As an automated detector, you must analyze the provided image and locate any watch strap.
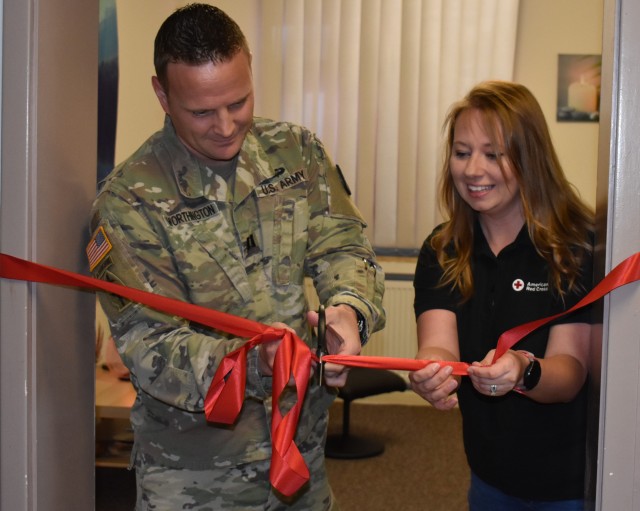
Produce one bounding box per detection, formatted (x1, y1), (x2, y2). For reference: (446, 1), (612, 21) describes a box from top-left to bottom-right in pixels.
(515, 351), (541, 392)
(353, 308), (368, 346)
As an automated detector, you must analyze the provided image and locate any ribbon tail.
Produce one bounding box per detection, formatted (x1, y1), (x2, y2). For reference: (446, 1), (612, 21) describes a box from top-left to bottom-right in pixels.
(270, 445), (310, 497)
(493, 251), (640, 362)
(204, 346), (248, 424)
(269, 332), (313, 496)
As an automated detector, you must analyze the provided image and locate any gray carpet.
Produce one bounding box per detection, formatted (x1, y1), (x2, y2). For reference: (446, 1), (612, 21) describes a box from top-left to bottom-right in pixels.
(326, 401), (469, 511)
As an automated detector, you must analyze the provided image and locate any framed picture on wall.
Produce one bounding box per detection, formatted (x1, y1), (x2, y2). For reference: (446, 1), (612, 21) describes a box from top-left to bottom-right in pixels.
(556, 54), (602, 123)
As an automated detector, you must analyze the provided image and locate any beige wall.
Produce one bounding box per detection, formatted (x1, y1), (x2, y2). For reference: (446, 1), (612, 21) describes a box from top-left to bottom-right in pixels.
(114, 0), (604, 209)
(514, 0), (604, 209)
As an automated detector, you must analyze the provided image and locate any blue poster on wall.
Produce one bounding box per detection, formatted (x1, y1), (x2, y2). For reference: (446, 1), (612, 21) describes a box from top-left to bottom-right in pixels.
(98, 0), (119, 186)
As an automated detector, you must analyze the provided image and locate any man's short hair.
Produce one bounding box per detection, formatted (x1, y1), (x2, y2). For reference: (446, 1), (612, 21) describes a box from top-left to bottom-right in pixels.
(154, 3), (250, 91)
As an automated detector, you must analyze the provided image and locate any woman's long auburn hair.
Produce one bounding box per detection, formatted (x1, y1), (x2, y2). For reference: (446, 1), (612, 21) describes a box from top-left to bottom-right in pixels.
(431, 80), (593, 301)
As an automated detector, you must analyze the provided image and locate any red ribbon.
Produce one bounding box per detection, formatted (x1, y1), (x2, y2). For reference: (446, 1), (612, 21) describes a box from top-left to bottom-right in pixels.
(491, 251), (640, 363)
(323, 353), (470, 375)
(0, 252), (312, 497)
(2, 251), (640, 496)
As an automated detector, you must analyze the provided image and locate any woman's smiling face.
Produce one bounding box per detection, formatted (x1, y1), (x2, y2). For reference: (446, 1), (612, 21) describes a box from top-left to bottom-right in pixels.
(449, 108), (522, 222)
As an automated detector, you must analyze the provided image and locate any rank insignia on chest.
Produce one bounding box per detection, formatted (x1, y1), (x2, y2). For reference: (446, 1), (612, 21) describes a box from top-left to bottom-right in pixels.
(244, 233), (260, 258)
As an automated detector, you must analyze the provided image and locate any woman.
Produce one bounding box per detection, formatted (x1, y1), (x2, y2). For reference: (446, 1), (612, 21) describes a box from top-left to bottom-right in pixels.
(410, 81), (593, 510)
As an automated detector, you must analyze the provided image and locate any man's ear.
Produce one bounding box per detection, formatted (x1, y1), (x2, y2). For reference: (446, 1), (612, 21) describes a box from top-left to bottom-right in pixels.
(151, 76), (170, 114)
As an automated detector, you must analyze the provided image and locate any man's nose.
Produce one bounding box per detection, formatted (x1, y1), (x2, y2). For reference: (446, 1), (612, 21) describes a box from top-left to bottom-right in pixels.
(213, 110), (234, 137)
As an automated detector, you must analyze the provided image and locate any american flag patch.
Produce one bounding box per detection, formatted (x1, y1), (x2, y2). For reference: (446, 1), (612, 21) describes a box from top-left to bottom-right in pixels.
(86, 226), (112, 271)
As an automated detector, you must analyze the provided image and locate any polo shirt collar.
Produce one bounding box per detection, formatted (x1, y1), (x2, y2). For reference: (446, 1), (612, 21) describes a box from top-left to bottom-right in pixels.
(473, 216), (531, 258)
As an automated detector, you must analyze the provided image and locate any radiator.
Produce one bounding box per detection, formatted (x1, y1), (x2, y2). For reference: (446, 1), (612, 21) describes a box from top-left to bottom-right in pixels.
(363, 278), (417, 360)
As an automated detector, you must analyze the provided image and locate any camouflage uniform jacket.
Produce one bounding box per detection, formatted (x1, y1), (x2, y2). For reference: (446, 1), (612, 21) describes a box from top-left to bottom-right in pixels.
(89, 116), (385, 469)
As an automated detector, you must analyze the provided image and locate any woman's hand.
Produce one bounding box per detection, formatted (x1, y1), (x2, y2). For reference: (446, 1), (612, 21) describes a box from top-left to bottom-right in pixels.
(466, 349), (528, 397)
(409, 362), (459, 410)
(410, 309), (461, 409)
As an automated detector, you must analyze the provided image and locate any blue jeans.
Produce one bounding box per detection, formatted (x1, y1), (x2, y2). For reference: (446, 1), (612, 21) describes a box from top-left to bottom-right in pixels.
(468, 472), (585, 511)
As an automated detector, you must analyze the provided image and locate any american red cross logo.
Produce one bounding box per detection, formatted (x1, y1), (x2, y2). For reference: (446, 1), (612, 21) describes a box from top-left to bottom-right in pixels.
(512, 279), (525, 291)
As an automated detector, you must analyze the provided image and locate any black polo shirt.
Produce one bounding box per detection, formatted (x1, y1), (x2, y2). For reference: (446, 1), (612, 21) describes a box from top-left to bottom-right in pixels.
(414, 223), (593, 501)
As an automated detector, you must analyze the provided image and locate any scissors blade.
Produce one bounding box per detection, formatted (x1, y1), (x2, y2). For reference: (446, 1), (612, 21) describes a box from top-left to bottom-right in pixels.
(315, 304), (326, 384)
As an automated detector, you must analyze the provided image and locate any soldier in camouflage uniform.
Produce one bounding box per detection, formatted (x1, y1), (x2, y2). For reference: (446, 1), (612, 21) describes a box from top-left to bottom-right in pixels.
(88, 4), (385, 510)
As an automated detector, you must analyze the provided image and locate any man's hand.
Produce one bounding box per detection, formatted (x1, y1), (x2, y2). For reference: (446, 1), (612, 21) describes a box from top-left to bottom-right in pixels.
(307, 304), (361, 387)
(257, 322), (296, 378)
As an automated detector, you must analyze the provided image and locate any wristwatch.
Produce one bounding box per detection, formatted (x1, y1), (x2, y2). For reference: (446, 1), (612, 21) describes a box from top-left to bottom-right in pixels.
(352, 307), (369, 346)
(519, 351), (541, 391)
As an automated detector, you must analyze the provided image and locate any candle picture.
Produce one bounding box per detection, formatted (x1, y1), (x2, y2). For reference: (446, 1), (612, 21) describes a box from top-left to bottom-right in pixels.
(557, 54), (601, 122)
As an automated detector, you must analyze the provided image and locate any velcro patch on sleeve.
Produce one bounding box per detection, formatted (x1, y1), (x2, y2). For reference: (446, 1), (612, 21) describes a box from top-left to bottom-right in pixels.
(86, 226), (113, 271)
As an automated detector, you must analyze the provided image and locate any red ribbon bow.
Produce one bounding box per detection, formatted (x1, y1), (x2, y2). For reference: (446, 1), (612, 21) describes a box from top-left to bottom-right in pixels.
(203, 327), (313, 495)
(2, 251), (640, 496)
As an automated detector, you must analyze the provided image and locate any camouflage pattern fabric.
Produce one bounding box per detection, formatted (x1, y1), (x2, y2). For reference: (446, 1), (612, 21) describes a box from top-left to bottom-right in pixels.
(133, 421), (337, 510)
(89, 116), (384, 510)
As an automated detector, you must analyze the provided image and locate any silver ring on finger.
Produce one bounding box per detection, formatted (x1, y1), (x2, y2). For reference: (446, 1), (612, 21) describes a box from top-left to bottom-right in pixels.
(489, 384), (497, 396)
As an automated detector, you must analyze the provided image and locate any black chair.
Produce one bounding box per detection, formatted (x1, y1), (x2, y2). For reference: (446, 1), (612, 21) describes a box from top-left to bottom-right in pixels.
(325, 366), (407, 459)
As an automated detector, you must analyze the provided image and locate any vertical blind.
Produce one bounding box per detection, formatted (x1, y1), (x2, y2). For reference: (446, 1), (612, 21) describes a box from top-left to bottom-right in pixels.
(250, 0), (520, 249)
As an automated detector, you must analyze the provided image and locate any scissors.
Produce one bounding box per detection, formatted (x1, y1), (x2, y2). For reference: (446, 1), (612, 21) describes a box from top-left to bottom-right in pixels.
(315, 304), (326, 384)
